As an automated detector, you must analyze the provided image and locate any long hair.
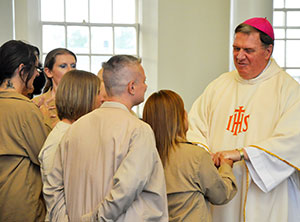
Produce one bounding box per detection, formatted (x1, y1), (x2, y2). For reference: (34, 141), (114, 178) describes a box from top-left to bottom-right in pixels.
(0, 40), (38, 88)
(55, 70), (100, 121)
(43, 48), (77, 93)
(143, 90), (187, 165)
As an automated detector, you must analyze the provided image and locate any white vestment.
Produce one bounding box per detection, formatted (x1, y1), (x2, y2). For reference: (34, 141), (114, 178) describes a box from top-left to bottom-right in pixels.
(187, 58), (300, 222)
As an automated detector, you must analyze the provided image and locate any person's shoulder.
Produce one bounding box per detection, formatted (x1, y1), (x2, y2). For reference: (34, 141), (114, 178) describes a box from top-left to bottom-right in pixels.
(5, 92), (41, 112)
(169, 142), (212, 169)
(208, 70), (235, 87)
(200, 71), (236, 96)
(191, 70), (235, 105)
(133, 117), (154, 133)
(32, 90), (50, 101)
(177, 142), (210, 158)
(280, 70), (300, 86)
(71, 108), (99, 128)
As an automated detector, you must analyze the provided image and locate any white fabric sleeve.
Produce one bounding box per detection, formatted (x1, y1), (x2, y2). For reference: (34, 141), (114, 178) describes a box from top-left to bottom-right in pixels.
(245, 147), (295, 193)
(43, 144), (69, 222)
(288, 171), (300, 221)
(81, 125), (160, 222)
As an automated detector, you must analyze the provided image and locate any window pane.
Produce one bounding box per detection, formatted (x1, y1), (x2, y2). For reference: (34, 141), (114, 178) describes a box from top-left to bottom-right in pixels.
(113, 0), (135, 24)
(90, 0), (112, 23)
(91, 56), (111, 74)
(274, 29), (285, 38)
(76, 55), (90, 71)
(67, 26), (89, 54)
(273, 40), (285, 67)
(286, 69), (300, 83)
(286, 40), (300, 67)
(287, 11), (300, 26)
(115, 27), (136, 54)
(41, 0), (64, 22)
(287, 29), (300, 38)
(286, 69), (300, 76)
(273, 11), (285, 27)
(66, 0), (88, 22)
(91, 27), (113, 54)
(286, 0), (300, 8)
(43, 25), (65, 53)
(274, 0), (284, 8)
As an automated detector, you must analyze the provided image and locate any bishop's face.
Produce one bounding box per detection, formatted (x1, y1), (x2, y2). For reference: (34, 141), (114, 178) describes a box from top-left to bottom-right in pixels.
(233, 32), (272, 80)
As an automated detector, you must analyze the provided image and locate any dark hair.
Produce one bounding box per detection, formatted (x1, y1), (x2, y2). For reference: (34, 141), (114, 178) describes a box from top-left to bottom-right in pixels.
(235, 23), (274, 48)
(55, 70), (100, 121)
(102, 55), (141, 96)
(143, 90), (187, 166)
(43, 48), (77, 93)
(0, 40), (38, 88)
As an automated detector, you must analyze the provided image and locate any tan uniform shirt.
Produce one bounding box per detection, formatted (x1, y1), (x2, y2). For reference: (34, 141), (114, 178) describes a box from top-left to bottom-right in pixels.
(32, 89), (58, 129)
(0, 91), (51, 221)
(165, 142), (237, 222)
(45, 101), (168, 222)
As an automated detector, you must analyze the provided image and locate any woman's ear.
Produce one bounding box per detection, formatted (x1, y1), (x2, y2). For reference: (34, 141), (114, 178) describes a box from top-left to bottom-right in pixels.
(17, 63), (27, 81)
(44, 67), (53, 78)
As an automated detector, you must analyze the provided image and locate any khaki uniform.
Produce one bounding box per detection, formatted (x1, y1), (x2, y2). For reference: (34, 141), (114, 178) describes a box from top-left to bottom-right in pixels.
(165, 142), (237, 222)
(32, 89), (58, 128)
(0, 91), (50, 221)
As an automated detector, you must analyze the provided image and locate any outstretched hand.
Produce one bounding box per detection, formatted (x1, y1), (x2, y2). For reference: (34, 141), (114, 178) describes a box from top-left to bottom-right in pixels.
(212, 150), (241, 168)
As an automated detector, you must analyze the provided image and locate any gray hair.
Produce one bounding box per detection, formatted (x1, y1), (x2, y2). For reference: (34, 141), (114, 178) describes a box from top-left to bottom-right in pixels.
(102, 55), (141, 96)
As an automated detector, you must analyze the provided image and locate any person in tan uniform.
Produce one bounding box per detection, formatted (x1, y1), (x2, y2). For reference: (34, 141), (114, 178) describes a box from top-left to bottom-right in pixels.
(45, 55), (168, 221)
(0, 40), (51, 221)
(39, 69), (103, 221)
(32, 48), (77, 128)
(143, 89), (237, 222)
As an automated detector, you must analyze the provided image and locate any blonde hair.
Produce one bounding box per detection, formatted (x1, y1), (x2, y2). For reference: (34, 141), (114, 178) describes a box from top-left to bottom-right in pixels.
(55, 70), (100, 121)
(143, 90), (186, 166)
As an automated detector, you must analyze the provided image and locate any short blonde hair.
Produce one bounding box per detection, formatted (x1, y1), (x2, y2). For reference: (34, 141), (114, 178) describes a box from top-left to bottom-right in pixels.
(143, 90), (186, 166)
(56, 70), (100, 121)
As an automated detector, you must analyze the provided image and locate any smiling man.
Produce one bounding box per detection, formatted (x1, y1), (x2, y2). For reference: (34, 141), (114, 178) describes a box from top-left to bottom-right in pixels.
(188, 18), (300, 222)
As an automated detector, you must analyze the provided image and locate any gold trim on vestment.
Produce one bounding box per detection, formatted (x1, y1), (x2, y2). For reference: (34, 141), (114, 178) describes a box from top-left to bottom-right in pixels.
(249, 145), (300, 171)
(243, 161), (249, 222)
(195, 142), (210, 152)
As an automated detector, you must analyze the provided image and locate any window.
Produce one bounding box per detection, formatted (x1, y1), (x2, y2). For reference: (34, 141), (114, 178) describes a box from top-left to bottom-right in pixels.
(40, 0), (139, 74)
(273, 0), (300, 82)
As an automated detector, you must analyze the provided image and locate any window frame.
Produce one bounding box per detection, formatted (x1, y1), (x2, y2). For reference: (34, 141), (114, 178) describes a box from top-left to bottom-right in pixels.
(273, 2), (300, 82)
(40, 0), (140, 72)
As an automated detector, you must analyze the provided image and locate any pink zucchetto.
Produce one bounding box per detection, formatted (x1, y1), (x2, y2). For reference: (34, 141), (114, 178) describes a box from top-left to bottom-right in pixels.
(243, 17), (274, 40)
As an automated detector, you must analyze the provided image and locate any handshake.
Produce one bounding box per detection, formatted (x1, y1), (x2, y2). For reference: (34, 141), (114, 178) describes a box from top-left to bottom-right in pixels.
(211, 148), (248, 168)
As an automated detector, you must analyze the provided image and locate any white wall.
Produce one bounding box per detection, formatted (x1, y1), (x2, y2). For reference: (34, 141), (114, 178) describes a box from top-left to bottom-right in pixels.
(0, 0), (14, 45)
(14, 0), (41, 47)
(155, 0), (231, 111)
(139, 0), (159, 103)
